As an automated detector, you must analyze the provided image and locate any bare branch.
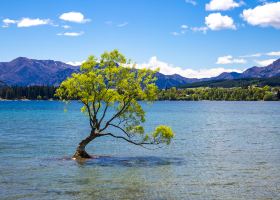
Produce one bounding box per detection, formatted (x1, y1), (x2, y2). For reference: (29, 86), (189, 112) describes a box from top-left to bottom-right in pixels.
(99, 133), (150, 145)
(100, 97), (131, 132)
(108, 123), (131, 138)
(98, 102), (109, 128)
(98, 132), (164, 150)
(81, 100), (94, 129)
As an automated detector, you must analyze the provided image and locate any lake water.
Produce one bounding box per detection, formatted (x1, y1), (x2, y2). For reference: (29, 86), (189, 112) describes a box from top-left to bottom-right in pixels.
(0, 101), (280, 200)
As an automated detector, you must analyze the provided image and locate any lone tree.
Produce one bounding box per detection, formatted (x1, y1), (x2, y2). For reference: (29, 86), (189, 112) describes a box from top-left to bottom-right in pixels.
(56, 50), (174, 159)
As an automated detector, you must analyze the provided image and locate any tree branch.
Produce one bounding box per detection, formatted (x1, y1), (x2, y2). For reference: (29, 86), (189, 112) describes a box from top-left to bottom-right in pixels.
(98, 101), (110, 128)
(108, 123), (131, 138)
(98, 133), (152, 146)
(100, 97), (131, 132)
(98, 132), (164, 150)
(81, 100), (94, 129)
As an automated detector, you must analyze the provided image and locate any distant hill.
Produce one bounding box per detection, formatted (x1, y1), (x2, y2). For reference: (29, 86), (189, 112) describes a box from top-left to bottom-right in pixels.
(182, 77), (280, 88)
(0, 57), (79, 86)
(155, 73), (198, 89)
(241, 59), (280, 78)
(0, 57), (279, 89)
(213, 72), (242, 80)
(213, 59), (280, 80)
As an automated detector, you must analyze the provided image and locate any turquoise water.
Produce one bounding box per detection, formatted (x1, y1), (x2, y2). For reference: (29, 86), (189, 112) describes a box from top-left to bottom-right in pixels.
(0, 101), (280, 200)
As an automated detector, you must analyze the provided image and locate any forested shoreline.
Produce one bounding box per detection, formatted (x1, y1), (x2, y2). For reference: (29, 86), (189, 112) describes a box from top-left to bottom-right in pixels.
(159, 86), (280, 101)
(0, 85), (279, 101)
(0, 86), (57, 100)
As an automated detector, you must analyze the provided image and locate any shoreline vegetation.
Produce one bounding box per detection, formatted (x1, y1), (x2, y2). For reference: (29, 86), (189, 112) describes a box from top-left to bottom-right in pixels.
(0, 85), (279, 101)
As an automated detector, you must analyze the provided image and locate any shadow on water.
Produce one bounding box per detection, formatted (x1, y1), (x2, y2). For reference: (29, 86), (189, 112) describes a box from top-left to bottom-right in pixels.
(57, 156), (185, 168)
(86, 156), (185, 167)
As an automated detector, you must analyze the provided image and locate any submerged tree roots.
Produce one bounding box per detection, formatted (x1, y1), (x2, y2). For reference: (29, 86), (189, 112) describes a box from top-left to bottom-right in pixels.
(72, 150), (92, 160)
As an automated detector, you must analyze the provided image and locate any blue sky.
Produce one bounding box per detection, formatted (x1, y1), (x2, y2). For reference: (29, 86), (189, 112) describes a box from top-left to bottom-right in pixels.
(0, 0), (280, 78)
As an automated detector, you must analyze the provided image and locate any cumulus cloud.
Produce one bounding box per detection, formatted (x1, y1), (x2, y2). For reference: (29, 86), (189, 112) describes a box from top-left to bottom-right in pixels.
(205, 13), (236, 30)
(216, 55), (247, 64)
(2, 18), (17, 27)
(255, 59), (276, 66)
(134, 56), (243, 78)
(2, 18), (51, 27)
(185, 0), (197, 6)
(241, 2), (280, 29)
(17, 18), (51, 27)
(187, 13), (236, 33)
(59, 12), (90, 23)
(57, 31), (84, 36)
(181, 24), (188, 29)
(266, 51), (280, 56)
(206, 0), (243, 11)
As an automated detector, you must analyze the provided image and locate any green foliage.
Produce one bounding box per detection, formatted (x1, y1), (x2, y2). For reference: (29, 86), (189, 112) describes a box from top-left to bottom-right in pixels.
(158, 86), (280, 101)
(55, 50), (174, 147)
(1, 85), (279, 102)
(0, 85), (57, 100)
(263, 92), (274, 101)
(181, 77), (280, 88)
(152, 125), (174, 145)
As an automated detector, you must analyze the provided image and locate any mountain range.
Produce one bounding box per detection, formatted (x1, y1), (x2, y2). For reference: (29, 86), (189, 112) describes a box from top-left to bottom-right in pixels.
(212, 59), (280, 80)
(0, 57), (279, 89)
(0, 57), (78, 86)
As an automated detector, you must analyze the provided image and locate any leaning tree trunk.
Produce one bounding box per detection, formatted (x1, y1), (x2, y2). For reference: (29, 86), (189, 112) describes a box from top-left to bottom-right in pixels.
(72, 133), (96, 159)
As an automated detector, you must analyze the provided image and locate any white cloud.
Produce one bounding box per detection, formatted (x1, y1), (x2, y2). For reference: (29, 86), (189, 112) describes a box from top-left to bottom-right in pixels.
(2, 18), (51, 28)
(191, 26), (208, 34)
(66, 60), (85, 66)
(216, 55), (247, 64)
(59, 12), (90, 23)
(117, 22), (128, 27)
(171, 31), (180, 36)
(255, 59), (276, 66)
(240, 53), (262, 58)
(267, 51), (280, 56)
(171, 25), (188, 36)
(57, 31), (84, 36)
(135, 56), (243, 78)
(3, 18), (16, 24)
(189, 13), (236, 33)
(2, 18), (17, 27)
(17, 18), (51, 27)
(62, 25), (71, 29)
(185, 0), (197, 6)
(205, 13), (236, 30)
(241, 2), (280, 29)
(206, 0), (243, 11)
(240, 51), (280, 58)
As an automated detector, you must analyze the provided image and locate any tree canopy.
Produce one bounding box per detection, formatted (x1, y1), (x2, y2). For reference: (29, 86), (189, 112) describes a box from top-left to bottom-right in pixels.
(55, 50), (174, 159)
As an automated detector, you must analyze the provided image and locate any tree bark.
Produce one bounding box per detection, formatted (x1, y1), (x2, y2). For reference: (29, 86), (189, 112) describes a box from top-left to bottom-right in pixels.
(72, 133), (97, 159)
